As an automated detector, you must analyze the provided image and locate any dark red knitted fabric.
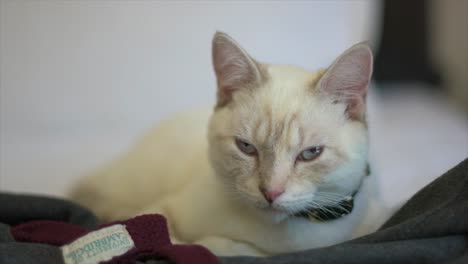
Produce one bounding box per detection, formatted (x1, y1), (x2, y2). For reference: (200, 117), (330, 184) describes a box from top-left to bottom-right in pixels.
(11, 220), (88, 246)
(11, 214), (218, 264)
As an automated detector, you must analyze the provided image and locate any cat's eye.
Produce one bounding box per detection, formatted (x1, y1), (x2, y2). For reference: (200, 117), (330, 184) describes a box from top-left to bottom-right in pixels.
(235, 138), (257, 156)
(296, 146), (324, 162)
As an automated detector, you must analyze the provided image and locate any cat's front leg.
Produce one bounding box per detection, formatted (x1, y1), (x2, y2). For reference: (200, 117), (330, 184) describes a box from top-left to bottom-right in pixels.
(193, 236), (266, 257)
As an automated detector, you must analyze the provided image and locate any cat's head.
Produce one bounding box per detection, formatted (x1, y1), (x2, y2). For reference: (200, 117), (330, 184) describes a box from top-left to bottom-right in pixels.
(208, 32), (372, 221)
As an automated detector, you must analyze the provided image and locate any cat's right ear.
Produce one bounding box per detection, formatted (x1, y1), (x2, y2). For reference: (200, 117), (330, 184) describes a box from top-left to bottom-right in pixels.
(317, 43), (373, 121)
(212, 32), (263, 107)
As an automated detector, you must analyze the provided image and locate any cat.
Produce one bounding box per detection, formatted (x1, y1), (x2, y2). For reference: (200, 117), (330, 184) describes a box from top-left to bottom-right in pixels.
(70, 31), (388, 256)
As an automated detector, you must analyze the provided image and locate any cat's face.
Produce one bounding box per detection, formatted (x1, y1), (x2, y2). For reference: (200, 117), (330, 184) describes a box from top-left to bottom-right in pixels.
(208, 32), (372, 221)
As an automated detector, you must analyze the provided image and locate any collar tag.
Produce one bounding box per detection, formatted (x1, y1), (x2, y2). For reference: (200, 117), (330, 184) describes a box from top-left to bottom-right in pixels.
(61, 224), (135, 264)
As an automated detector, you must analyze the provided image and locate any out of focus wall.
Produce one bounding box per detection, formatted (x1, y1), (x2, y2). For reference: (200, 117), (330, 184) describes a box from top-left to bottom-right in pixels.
(0, 1), (380, 135)
(430, 0), (468, 112)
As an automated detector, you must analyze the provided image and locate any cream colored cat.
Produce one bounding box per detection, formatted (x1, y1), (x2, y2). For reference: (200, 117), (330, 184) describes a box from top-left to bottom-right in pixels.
(71, 32), (387, 256)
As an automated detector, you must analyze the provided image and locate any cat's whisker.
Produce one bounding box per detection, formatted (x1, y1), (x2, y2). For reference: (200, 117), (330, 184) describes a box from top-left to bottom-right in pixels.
(304, 201), (339, 216)
(313, 197), (341, 206)
(315, 192), (348, 199)
(305, 210), (323, 222)
(304, 203), (331, 221)
(315, 191), (347, 196)
(315, 193), (348, 202)
(311, 197), (352, 215)
(311, 197), (340, 205)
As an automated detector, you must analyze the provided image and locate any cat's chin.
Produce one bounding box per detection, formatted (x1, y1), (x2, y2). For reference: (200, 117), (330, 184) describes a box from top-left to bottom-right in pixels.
(259, 207), (290, 223)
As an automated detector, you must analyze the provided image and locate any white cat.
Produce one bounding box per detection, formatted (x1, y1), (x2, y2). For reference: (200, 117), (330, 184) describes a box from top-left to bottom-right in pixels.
(71, 32), (388, 256)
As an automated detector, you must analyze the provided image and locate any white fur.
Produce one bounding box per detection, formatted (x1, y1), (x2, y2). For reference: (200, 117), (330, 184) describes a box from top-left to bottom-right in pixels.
(71, 34), (389, 256)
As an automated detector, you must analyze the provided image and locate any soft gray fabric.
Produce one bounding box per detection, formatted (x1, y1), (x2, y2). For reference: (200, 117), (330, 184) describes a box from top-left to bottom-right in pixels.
(0, 223), (13, 242)
(0, 243), (63, 264)
(0, 193), (100, 228)
(1, 158), (467, 264)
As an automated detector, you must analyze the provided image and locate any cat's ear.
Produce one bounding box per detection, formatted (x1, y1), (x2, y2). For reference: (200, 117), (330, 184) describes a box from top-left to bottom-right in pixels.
(317, 43), (373, 121)
(212, 32), (263, 107)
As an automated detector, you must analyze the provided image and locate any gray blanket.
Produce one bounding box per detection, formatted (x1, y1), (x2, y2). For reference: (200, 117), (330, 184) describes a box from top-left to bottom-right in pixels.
(1, 158), (467, 264)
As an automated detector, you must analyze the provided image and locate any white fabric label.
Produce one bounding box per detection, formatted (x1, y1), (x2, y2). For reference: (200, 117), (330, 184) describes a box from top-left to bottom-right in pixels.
(61, 224), (135, 264)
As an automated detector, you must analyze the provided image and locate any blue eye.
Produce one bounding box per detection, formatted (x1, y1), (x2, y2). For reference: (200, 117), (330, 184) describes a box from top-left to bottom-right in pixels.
(235, 138), (257, 156)
(297, 146), (324, 162)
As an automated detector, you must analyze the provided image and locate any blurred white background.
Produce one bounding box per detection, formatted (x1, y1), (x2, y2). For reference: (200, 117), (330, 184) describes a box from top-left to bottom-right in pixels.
(1, 1), (466, 208)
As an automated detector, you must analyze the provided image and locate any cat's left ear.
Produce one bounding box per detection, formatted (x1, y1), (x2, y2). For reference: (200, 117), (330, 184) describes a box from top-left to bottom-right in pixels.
(317, 43), (373, 121)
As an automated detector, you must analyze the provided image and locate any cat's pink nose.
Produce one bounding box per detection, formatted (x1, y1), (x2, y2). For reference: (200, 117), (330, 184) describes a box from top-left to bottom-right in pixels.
(260, 187), (285, 203)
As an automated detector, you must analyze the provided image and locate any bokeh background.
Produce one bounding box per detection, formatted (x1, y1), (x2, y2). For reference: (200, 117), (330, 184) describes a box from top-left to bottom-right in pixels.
(1, 0), (467, 208)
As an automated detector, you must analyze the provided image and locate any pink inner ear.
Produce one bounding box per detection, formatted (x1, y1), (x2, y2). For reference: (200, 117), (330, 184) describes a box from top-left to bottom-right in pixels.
(320, 45), (373, 121)
(214, 56), (253, 106)
(212, 33), (259, 107)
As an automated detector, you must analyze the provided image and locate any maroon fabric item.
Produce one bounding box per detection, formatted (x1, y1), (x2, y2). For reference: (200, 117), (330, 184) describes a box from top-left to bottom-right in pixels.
(11, 214), (218, 264)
